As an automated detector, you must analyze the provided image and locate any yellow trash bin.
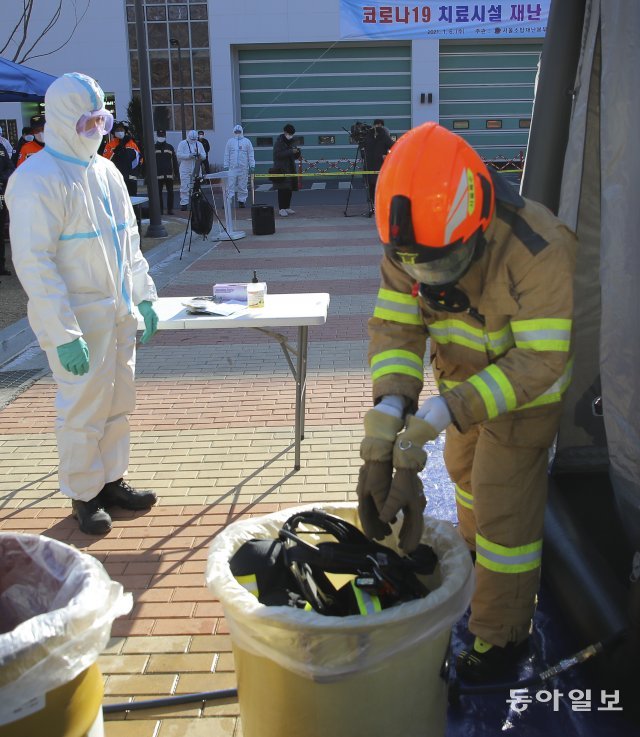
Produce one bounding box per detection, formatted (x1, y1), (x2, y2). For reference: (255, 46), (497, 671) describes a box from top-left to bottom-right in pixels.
(0, 533), (132, 736)
(206, 503), (474, 737)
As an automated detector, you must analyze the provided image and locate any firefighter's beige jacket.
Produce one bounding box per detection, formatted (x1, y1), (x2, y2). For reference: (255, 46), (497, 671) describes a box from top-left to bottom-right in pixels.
(369, 176), (577, 433)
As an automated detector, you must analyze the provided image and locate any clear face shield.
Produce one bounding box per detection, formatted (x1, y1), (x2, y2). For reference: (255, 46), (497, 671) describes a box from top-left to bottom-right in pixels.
(398, 235), (478, 288)
(76, 109), (114, 139)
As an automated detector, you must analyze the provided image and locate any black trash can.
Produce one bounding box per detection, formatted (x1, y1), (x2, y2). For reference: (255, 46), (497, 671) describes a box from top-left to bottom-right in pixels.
(251, 204), (275, 236)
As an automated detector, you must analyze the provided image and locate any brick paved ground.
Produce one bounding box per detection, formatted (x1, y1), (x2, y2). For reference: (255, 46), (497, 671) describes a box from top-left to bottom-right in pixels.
(0, 204), (438, 736)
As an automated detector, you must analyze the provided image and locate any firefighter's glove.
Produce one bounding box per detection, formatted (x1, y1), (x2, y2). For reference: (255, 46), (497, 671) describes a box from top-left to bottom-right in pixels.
(357, 397), (405, 541)
(381, 405), (451, 552)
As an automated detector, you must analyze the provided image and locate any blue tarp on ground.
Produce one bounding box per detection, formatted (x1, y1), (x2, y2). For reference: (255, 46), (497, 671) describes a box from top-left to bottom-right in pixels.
(423, 434), (640, 737)
(0, 56), (56, 102)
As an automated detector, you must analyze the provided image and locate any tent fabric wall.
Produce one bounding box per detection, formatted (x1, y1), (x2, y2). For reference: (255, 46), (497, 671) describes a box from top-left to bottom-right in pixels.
(557, 0), (640, 548)
(0, 57), (56, 101)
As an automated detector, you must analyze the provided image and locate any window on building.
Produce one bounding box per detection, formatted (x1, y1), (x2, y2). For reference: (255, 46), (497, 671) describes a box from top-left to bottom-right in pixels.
(126, 0), (212, 133)
(453, 120), (469, 130)
(486, 120), (503, 129)
(519, 119), (531, 129)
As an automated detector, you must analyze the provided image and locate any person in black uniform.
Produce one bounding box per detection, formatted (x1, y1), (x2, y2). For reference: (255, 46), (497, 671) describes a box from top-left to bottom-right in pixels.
(0, 143), (14, 275)
(272, 123), (301, 217)
(154, 131), (179, 215)
(362, 119), (394, 208)
(197, 131), (211, 174)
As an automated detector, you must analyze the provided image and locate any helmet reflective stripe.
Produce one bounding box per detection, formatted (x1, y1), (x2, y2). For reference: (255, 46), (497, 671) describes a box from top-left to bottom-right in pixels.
(476, 533), (542, 574)
(350, 580), (382, 615)
(235, 573), (259, 598)
(445, 169), (473, 244)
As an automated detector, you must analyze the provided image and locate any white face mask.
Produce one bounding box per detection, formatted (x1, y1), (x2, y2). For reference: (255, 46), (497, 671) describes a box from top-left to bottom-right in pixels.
(24, 135), (34, 142)
(157, 137), (165, 143)
(34, 132), (44, 143)
(114, 131), (125, 139)
(234, 133), (242, 137)
(284, 134), (293, 140)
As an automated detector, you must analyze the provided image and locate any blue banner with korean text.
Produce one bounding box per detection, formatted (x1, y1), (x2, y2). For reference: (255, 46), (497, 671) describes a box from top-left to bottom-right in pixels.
(340, 2), (549, 39)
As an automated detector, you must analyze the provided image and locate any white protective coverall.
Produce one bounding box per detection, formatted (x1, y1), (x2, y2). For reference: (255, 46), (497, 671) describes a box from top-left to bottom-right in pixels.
(5, 72), (157, 502)
(176, 130), (206, 206)
(223, 126), (255, 204)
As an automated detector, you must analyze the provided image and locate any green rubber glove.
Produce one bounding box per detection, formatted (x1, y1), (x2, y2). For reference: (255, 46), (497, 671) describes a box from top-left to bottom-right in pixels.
(138, 300), (159, 344)
(356, 406), (405, 541)
(250, 167), (255, 174)
(56, 337), (90, 376)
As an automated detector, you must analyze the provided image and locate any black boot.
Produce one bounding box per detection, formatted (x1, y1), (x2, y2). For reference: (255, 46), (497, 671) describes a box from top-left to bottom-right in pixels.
(456, 637), (529, 683)
(72, 497), (112, 535)
(100, 478), (157, 510)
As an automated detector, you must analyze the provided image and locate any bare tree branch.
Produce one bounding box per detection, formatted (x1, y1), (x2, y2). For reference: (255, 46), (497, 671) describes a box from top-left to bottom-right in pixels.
(19, 0), (64, 63)
(1, 1), (92, 65)
(12, 0), (35, 62)
(21, 0), (92, 64)
(0, 0), (30, 57)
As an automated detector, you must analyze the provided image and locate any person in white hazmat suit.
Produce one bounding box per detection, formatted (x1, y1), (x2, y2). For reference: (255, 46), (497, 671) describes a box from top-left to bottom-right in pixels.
(223, 124), (255, 208)
(5, 72), (160, 536)
(176, 129), (206, 209)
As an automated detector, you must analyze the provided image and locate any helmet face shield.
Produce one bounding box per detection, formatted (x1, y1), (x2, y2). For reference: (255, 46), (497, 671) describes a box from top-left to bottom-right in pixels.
(391, 234), (479, 287)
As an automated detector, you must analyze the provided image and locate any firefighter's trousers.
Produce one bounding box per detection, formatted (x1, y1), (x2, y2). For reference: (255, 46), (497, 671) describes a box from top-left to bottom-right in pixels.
(443, 404), (563, 647)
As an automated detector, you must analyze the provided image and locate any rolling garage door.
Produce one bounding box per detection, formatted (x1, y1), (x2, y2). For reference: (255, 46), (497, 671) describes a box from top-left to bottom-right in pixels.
(237, 45), (411, 177)
(439, 42), (542, 166)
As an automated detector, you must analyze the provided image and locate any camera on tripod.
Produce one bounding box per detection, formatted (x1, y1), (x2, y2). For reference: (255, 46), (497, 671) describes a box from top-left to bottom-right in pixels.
(349, 121), (373, 146)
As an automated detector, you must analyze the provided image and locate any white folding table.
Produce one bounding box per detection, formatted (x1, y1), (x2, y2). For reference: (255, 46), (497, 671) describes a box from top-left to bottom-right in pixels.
(135, 293), (331, 470)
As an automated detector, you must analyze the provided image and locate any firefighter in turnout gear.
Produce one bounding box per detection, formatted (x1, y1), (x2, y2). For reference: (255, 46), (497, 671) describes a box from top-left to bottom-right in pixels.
(154, 130), (178, 215)
(358, 122), (577, 682)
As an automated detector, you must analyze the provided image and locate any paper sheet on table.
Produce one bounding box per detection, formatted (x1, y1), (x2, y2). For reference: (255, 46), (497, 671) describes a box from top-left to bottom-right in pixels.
(181, 298), (249, 317)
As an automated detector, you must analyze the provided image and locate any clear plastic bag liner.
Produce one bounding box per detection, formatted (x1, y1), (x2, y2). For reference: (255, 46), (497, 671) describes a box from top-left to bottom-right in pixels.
(206, 503), (474, 681)
(0, 533), (132, 726)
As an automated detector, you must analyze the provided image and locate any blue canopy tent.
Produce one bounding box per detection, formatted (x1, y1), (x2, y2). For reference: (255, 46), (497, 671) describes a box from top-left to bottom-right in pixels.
(0, 56), (56, 102)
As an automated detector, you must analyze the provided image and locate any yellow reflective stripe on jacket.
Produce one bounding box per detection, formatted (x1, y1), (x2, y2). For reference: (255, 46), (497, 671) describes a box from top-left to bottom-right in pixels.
(429, 319), (486, 352)
(486, 325), (515, 358)
(371, 349), (423, 382)
(511, 318), (572, 352)
(476, 533), (542, 573)
(520, 358), (574, 409)
(350, 580), (382, 615)
(455, 484), (473, 510)
(429, 319), (514, 358)
(467, 364), (517, 418)
(235, 574), (259, 598)
(373, 288), (422, 326)
(440, 358), (572, 410)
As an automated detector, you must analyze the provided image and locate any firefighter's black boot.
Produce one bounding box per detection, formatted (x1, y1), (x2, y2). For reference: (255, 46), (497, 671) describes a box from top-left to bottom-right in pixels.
(456, 637), (529, 683)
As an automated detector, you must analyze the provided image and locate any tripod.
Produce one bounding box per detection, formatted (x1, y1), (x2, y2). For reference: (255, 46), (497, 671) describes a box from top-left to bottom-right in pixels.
(343, 143), (374, 218)
(179, 177), (241, 259)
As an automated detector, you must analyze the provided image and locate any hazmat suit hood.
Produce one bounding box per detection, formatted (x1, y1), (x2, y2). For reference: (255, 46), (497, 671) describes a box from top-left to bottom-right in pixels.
(187, 130), (198, 142)
(233, 125), (244, 135)
(44, 73), (112, 163)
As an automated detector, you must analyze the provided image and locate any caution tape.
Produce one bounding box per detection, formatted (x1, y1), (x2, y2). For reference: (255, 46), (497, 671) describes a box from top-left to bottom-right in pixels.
(253, 171), (380, 178)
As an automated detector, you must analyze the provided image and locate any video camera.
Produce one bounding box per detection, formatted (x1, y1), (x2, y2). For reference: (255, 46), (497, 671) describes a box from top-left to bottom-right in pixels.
(349, 121), (373, 146)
